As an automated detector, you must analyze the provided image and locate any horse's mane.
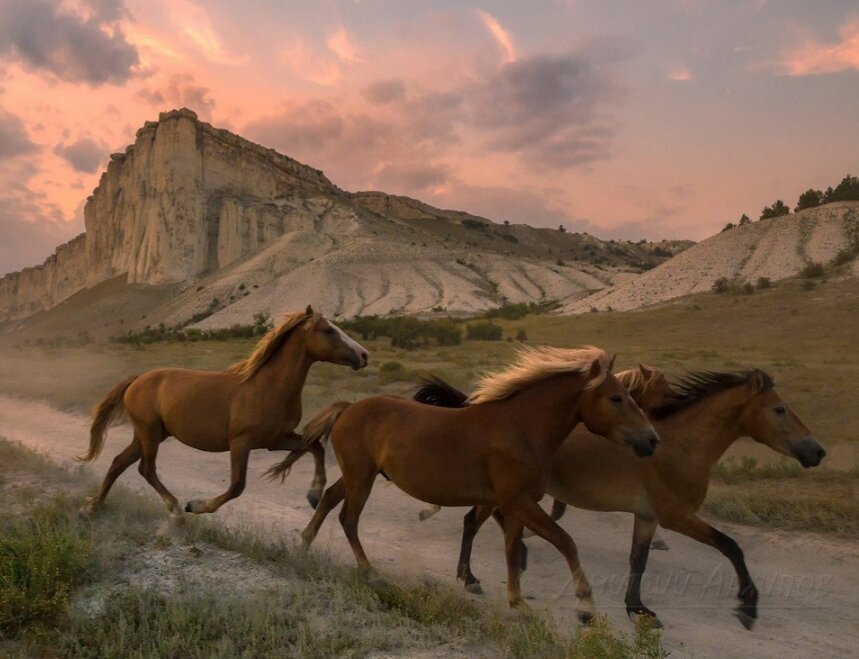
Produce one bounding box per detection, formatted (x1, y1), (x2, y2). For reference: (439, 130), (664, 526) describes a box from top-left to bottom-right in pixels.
(651, 370), (773, 420)
(468, 346), (610, 405)
(228, 311), (309, 382)
(615, 368), (647, 399)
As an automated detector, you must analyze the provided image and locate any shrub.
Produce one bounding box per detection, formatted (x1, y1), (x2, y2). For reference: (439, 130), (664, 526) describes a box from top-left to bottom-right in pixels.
(721, 223), (735, 232)
(378, 361), (411, 383)
(712, 277), (730, 293)
(461, 219), (486, 230)
(802, 279), (816, 291)
(756, 277), (771, 289)
(465, 321), (503, 341)
(742, 282), (755, 295)
(800, 262), (825, 279)
(515, 328), (528, 342)
(760, 200), (790, 220)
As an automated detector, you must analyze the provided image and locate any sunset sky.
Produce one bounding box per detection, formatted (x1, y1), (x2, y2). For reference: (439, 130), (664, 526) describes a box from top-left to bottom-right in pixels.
(1, 0), (858, 274)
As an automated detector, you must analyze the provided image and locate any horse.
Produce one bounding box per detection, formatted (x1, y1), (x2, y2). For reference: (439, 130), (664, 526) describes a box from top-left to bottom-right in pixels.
(413, 367), (826, 629)
(77, 306), (368, 518)
(270, 346), (660, 623)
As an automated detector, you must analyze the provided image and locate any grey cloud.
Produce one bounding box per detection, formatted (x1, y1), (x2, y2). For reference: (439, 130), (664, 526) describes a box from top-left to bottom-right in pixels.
(0, 107), (37, 159)
(375, 162), (452, 193)
(0, 0), (139, 85)
(363, 78), (406, 105)
(0, 160), (81, 275)
(53, 137), (105, 173)
(137, 74), (215, 119)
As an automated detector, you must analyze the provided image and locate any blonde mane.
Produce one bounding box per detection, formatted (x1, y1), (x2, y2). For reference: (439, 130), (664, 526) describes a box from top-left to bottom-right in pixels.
(229, 311), (310, 382)
(468, 345), (611, 405)
(616, 368), (647, 399)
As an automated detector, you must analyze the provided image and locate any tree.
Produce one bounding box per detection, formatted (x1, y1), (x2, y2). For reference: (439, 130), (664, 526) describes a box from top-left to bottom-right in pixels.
(826, 174), (859, 203)
(721, 222), (735, 232)
(795, 189), (823, 212)
(760, 200), (790, 220)
(738, 214), (751, 226)
(558, 224), (567, 233)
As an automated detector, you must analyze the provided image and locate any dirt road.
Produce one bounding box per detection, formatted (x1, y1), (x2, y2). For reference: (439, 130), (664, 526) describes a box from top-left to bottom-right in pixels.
(0, 394), (855, 658)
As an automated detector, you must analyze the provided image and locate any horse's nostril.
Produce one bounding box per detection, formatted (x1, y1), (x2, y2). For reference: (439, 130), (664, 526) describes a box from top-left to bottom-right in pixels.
(817, 447), (826, 459)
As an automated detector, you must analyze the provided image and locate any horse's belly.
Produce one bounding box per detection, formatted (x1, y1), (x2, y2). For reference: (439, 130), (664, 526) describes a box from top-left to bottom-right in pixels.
(380, 461), (493, 507)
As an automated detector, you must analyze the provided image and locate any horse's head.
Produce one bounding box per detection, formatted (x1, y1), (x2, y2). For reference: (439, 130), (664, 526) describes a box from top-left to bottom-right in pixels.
(616, 364), (675, 413)
(579, 355), (661, 458)
(303, 306), (369, 371)
(737, 370), (825, 468)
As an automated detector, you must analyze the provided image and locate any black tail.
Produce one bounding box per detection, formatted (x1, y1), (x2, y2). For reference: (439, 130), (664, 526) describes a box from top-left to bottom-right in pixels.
(413, 375), (470, 408)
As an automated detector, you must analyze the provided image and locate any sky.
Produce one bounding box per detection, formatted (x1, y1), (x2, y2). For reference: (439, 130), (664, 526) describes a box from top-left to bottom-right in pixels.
(0, 0), (858, 275)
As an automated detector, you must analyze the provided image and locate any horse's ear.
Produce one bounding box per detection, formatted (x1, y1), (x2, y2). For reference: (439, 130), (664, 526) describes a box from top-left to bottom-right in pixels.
(608, 354), (617, 372)
(305, 305), (314, 316)
(589, 357), (603, 379)
(750, 369), (773, 392)
(639, 363), (653, 379)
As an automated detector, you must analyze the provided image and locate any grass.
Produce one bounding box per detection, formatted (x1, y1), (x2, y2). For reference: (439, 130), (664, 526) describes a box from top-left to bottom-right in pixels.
(0, 438), (665, 658)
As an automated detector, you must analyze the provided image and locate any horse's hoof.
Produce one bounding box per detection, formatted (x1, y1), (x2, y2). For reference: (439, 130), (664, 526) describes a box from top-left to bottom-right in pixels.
(418, 509), (433, 521)
(735, 606), (757, 630)
(577, 610), (595, 625)
(650, 538), (670, 551)
(627, 608), (663, 629)
(184, 502), (192, 513)
(306, 491), (320, 509)
(464, 581), (483, 595)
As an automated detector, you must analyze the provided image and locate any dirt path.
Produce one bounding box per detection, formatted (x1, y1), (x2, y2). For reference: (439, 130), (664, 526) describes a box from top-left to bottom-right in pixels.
(0, 394), (855, 658)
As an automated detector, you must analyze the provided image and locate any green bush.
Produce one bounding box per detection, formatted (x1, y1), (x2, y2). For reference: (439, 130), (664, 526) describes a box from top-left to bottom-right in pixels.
(466, 321), (503, 341)
(800, 262), (825, 279)
(756, 277), (771, 289)
(712, 277), (730, 293)
(378, 361), (412, 384)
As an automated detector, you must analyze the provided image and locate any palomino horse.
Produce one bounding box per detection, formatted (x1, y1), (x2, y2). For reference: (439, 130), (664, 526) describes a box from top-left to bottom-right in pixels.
(414, 368), (826, 629)
(271, 347), (660, 622)
(78, 306), (368, 518)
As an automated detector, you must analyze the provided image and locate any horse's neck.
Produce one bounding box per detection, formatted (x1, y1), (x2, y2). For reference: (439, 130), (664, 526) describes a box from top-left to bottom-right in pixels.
(254, 334), (313, 401)
(662, 387), (749, 467)
(515, 373), (586, 452)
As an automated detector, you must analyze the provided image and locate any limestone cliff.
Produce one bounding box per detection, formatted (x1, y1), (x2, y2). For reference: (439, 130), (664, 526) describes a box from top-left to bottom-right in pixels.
(0, 108), (684, 330)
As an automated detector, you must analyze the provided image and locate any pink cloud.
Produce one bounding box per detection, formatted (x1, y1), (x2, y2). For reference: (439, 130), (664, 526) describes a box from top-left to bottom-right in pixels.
(782, 18), (859, 76)
(668, 67), (693, 81)
(327, 27), (362, 64)
(477, 10), (516, 63)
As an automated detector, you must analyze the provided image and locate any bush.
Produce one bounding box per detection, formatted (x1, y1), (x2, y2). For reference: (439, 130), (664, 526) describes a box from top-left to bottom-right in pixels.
(795, 189), (823, 212)
(721, 223), (735, 232)
(760, 200), (790, 220)
(515, 328), (528, 342)
(832, 247), (858, 266)
(800, 262), (825, 279)
(802, 279), (816, 291)
(756, 277), (771, 289)
(712, 277), (730, 293)
(742, 282), (755, 294)
(378, 361), (411, 384)
(465, 321), (503, 341)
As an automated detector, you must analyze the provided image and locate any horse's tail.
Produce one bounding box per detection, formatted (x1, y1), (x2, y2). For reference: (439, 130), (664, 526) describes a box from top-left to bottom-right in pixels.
(413, 375), (469, 408)
(265, 401), (351, 482)
(77, 375), (138, 462)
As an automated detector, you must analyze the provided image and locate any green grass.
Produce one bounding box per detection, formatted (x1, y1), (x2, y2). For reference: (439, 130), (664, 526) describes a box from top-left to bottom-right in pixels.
(711, 456), (803, 483)
(0, 501), (93, 638)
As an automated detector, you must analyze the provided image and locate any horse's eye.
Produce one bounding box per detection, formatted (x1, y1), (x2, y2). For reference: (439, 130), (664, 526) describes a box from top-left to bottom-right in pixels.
(610, 394), (623, 404)
(323, 327), (335, 335)
(774, 406), (786, 416)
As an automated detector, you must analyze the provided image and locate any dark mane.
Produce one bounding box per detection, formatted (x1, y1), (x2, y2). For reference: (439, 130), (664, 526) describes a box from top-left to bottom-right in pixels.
(651, 370), (773, 420)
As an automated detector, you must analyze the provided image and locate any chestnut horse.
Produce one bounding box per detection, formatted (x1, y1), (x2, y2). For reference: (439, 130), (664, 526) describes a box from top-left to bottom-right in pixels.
(414, 368), (826, 629)
(78, 306), (368, 518)
(272, 347), (660, 622)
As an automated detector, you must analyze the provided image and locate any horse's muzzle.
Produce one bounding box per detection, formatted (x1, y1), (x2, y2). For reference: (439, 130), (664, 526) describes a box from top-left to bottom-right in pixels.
(351, 350), (369, 370)
(792, 437), (826, 468)
(630, 429), (660, 458)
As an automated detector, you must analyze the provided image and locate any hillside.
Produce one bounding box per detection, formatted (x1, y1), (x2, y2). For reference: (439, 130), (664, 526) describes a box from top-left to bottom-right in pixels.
(561, 202), (859, 313)
(0, 108), (687, 338)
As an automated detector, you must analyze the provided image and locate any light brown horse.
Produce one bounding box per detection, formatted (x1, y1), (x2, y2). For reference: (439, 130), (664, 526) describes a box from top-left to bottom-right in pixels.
(414, 368), (826, 629)
(272, 347), (660, 622)
(78, 306), (368, 518)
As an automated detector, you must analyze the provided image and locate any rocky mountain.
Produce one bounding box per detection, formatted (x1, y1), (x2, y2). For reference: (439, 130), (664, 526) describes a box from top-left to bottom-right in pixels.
(0, 108), (687, 336)
(561, 201), (859, 313)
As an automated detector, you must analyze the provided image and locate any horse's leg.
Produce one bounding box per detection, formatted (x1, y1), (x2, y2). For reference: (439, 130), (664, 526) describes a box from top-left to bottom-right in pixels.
(81, 436), (142, 514)
(456, 505), (495, 593)
(185, 439), (251, 514)
(659, 512), (758, 629)
(418, 504), (441, 521)
(651, 529), (670, 551)
(338, 469), (378, 575)
(137, 425), (181, 516)
(624, 515), (662, 627)
(522, 497), (566, 538)
(302, 477), (345, 547)
(504, 498), (596, 623)
(492, 510), (528, 571)
(306, 442), (327, 509)
(501, 514), (527, 609)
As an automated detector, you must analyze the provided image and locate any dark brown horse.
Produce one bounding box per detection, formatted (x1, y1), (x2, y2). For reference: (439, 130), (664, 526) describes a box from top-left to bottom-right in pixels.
(414, 367), (826, 628)
(78, 306), (368, 518)
(271, 347), (660, 622)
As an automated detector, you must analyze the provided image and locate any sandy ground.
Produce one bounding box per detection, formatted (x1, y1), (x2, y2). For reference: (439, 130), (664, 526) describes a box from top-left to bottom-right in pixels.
(1, 394), (856, 658)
